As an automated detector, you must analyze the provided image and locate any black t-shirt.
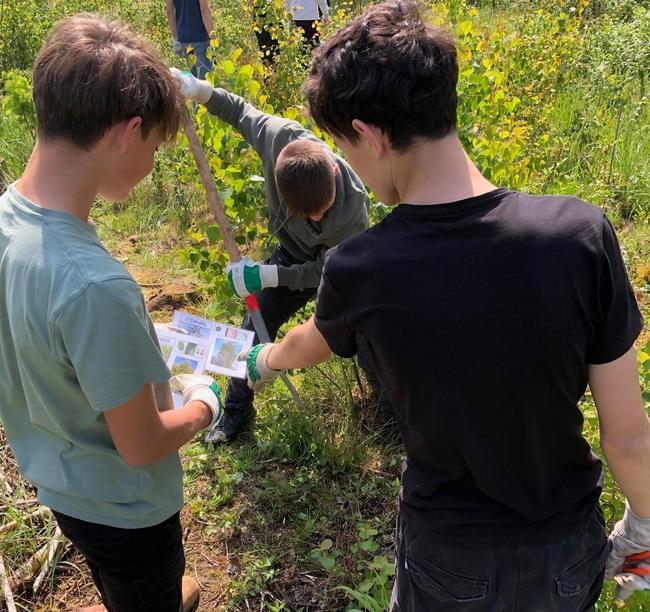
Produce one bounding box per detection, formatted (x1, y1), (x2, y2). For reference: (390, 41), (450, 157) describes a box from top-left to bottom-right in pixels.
(314, 189), (643, 545)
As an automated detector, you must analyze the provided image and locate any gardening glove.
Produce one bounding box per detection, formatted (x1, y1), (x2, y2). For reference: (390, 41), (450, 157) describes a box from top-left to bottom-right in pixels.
(226, 257), (279, 298)
(172, 38), (185, 57)
(169, 374), (222, 430)
(170, 67), (213, 104)
(612, 553), (650, 600)
(606, 503), (650, 598)
(238, 343), (283, 391)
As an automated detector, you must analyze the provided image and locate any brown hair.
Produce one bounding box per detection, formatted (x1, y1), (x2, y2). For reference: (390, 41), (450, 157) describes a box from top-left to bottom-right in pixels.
(305, 0), (458, 151)
(275, 140), (336, 216)
(33, 14), (183, 149)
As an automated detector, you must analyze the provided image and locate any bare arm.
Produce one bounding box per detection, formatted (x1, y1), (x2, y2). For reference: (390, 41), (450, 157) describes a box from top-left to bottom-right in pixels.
(590, 346), (650, 518)
(267, 316), (332, 370)
(166, 0), (177, 38)
(199, 0), (214, 36)
(104, 383), (212, 467)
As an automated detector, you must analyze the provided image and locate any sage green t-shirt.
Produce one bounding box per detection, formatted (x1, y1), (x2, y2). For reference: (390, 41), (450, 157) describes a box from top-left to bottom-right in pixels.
(0, 184), (183, 528)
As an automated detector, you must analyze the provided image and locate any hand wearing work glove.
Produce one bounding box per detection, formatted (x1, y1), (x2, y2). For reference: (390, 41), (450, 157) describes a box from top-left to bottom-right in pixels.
(170, 67), (213, 104)
(169, 374), (222, 430)
(172, 38), (185, 57)
(606, 503), (650, 599)
(238, 343), (283, 391)
(226, 257), (278, 298)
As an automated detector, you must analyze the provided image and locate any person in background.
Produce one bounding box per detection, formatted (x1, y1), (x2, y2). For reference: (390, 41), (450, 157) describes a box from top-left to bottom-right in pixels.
(284, 0), (330, 48)
(167, 0), (214, 79)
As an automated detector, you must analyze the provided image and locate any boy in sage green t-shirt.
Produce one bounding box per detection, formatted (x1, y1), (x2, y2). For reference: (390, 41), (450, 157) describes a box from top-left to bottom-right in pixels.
(0, 15), (221, 612)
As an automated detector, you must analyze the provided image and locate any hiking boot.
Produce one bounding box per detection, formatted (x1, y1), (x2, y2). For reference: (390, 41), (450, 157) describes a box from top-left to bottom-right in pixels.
(204, 405), (256, 444)
(182, 575), (200, 612)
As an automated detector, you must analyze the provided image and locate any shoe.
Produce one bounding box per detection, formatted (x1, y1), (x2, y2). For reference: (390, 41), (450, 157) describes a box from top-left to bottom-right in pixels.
(204, 405), (256, 444)
(182, 575), (200, 612)
(70, 577), (198, 611)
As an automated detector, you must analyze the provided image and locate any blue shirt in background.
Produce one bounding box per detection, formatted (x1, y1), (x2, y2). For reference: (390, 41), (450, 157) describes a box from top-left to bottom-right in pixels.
(174, 0), (209, 43)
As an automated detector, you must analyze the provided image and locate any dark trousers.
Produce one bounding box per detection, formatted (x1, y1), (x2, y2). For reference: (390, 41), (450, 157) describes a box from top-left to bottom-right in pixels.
(391, 505), (609, 612)
(53, 511), (185, 612)
(225, 245), (395, 420)
(294, 20), (319, 48)
(254, 3), (279, 63)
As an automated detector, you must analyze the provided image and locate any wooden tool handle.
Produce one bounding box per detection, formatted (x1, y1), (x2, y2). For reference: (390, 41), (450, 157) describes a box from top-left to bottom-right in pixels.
(183, 112), (241, 262)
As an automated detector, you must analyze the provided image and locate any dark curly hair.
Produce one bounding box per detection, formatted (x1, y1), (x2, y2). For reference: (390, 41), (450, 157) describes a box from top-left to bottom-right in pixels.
(304, 0), (458, 151)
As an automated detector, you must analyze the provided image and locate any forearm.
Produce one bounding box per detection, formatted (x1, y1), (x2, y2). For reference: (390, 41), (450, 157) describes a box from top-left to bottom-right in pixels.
(204, 89), (289, 158)
(318, 0), (329, 18)
(267, 316), (331, 370)
(277, 257), (324, 291)
(603, 422), (650, 518)
(590, 347), (650, 517)
(200, 0), (214, 34)
(167, 2), (177, 38)
(131, 400), (211, 466)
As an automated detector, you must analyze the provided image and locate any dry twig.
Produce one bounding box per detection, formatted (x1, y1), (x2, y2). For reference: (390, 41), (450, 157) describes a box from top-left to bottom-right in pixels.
(0, 505), (51, 534)
(0, 554), (17, 612)
(32, 526), (64, 595)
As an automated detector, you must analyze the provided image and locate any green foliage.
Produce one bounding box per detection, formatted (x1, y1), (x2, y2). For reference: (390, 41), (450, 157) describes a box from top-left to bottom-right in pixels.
(338, 521), (394, 611)
(0, 0), (648, 609)
(2, 71), (34, 130)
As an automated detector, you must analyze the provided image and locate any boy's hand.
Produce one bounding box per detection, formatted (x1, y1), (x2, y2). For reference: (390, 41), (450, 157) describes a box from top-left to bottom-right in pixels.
(170, 374), (222, 429)
(226, 258), (278, 298)
(172, 38), (185, 57)
(238, 343), (283, 391)
(170, 67), (213, 104)
(606, 504), (650, 598)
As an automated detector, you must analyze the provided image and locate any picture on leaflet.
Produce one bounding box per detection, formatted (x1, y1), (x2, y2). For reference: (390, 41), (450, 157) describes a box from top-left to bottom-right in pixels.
(171, 355), (200, 376)
(174, 312), (212, 340)
(210, 338), (243, 370)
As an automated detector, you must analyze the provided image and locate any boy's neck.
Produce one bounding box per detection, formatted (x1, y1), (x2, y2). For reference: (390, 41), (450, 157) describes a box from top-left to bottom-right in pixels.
(393, 132), (497, 206)
(17, 138), (104, 222)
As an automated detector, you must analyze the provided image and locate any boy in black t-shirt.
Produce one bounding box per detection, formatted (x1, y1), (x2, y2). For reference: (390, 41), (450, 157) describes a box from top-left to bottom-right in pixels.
(241, 1), (650, 609)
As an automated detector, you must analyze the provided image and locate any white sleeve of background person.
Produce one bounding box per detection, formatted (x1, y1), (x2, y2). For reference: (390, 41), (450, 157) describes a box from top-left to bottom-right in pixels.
(284, 0), (319, 21)
(317, 0), (328, 18)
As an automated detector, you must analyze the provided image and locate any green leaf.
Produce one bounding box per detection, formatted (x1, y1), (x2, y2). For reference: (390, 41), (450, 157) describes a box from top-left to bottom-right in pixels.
(320, 538), (333, 551)
(206, 225), (221, 244)
(222, 59), (235, 76)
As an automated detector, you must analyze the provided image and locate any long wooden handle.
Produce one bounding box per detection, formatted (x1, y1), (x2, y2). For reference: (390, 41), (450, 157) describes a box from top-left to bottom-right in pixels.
(183, 113), (241, 262)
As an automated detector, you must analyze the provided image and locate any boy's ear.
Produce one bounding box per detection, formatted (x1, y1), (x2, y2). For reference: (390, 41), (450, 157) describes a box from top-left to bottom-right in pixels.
(117, 116), (143, 153)
(351, 119), (388, 158)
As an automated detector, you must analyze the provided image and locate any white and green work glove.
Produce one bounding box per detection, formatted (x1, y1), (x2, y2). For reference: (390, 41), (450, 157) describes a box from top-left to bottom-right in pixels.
(238, 343), (283, 391)
(172, 38), (185, 57)
(226, 257), (279, 298)
(606, 503), (650, 600)
(169, 374), (222, 430)
(170, 67), (213, 104)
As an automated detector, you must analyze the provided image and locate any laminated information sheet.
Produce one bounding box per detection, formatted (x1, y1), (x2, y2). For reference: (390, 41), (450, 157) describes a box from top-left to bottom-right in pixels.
(155, 310), (255, 380)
